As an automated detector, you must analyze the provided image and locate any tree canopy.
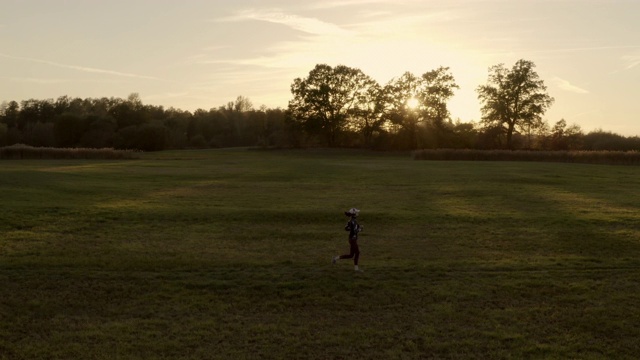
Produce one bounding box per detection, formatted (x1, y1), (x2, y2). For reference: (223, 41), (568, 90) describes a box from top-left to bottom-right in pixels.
(287, 64), (380, 147)
(288, 64), (460, 149)
(476, 59), (555, 149)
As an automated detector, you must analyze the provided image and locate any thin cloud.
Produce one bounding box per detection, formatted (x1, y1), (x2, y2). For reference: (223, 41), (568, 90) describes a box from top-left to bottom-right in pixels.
(532, 45), (640, 55)
(309, 0), (438, 9)
(1, 76), (127, 85)
(217, 9), (350, 36)
(144, 92), (190, 101)
(347, 11), (459, 35)
(622, 54), (640, 70)
(484, 45), (640, 57)
(204, 7), (467, 82)
(553, 77), (589, 94)
(2, 76), (73, 84)
(0, 53), (161, 80)
(310, 0), (401, 9)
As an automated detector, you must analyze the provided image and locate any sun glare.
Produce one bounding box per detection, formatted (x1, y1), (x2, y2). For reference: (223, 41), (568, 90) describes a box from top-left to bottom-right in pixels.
(406, 97), (419, 110)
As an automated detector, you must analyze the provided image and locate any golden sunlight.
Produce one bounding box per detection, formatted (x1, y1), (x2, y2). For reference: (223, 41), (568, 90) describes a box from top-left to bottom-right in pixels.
(406, 97), (419, 110)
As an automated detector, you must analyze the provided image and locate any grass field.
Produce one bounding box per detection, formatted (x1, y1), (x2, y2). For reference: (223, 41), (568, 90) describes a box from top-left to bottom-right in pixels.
(2, 148), (640, 359)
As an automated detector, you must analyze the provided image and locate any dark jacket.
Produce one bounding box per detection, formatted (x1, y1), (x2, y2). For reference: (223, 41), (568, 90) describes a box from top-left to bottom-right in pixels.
(345, 218), (361, 240)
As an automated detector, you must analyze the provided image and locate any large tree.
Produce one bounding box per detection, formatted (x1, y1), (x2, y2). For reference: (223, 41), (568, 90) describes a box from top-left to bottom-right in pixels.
(477, 59), (554, 149)
(0, 100), (20, 128)
(383, 67), (458, 149)
(349, 80), (386, 147)
(416, 67), (459, 148)
(418, 67), (459, 130)
(383, 72), (421, 148)
(288, 64), (378, 147)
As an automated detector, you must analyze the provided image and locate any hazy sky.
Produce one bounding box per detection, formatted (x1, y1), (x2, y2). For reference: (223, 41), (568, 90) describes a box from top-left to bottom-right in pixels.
(1, 0), (639, 135)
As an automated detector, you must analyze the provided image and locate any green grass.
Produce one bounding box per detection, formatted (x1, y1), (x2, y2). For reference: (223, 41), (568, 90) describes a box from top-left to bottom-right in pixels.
(2, 148), (640, 359)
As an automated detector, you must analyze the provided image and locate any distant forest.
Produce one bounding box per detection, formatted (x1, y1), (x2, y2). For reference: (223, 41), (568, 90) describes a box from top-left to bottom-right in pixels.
(2, 62), (639, 152)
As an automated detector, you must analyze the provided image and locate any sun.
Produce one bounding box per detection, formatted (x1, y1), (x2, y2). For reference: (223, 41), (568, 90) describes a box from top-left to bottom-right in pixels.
(406, 97), (420, 110)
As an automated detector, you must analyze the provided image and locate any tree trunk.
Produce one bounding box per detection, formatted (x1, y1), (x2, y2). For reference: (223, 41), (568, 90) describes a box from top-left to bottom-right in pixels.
(506, 121), (515, 149)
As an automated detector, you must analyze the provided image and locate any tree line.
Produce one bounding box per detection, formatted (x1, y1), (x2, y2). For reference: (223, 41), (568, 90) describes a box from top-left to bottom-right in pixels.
(0, 94), (289, 151)
(1, 59), (639, 152)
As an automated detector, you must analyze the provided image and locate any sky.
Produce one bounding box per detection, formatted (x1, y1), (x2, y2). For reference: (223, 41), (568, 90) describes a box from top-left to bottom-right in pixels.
(1, 0), (639, 136)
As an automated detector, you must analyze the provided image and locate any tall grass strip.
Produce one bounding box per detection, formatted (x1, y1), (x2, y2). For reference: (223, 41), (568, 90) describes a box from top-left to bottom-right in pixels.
(0, 144), (139, 160)
(413, 149), (640, 165)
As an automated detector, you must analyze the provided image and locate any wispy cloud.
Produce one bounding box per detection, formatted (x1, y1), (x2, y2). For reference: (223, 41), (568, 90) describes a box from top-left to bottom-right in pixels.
(144, 91), (191, 102)
(1, 76), (127, 85)
(553, 77), (589, 94)
(204, 6), (469, 86)
(2, 76), (72, 84)
(532, 45), (640, 55)
(622, 53), (640, 70)
(0, 53), (161, 80)
(309, 0), (439, 9)
(485, 45), (640, 58)
(309, 0), (403, 9)
(217, 9), (350, 36)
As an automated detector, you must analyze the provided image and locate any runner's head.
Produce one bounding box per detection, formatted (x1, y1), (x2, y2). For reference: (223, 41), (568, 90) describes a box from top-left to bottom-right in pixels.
(344, 208), (360, 218)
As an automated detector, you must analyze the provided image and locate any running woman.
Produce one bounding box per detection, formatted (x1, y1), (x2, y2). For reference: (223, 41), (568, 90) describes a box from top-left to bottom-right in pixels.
(332, 208), (364, 271)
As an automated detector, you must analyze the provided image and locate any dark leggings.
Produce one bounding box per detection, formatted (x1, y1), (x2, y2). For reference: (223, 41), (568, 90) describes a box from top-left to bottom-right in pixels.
(339, 237), (360, 265)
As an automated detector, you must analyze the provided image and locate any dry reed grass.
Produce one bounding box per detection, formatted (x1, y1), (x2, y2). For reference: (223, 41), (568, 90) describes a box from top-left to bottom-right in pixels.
(0, 144), (139, 160)
(413, 149), (640, 165)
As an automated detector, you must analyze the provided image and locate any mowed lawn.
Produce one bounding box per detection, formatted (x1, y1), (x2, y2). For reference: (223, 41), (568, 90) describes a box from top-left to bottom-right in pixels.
(2, 149), (640, 359)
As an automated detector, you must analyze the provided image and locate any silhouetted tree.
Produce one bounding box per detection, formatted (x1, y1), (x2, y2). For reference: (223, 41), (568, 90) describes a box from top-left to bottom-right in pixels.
(259, 108), (287, 147)
(288, 64), (377, 147)
(349, 80), (386, 148)
(109, 93), (149, 129)
(0, 123), (8, 146)
(18, 99), (55, 129)
(54, 113), (87, 147)
(0, 101), (20, 128)
(79, 115), (117, 148)
(383, 72), (421, 149)
(418, 67), (459, 147)
(136, 122), (167, 151)
(582, 130), (640, 151)
(163, 107), (191, 149)
(24, 122), (55, 147)
(227, 95), (253, 112)
(548, 119), (583, 150)
(450, 120), (478, 148)
(382, 67), (458, 149)
(477, 59), (554, 149)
